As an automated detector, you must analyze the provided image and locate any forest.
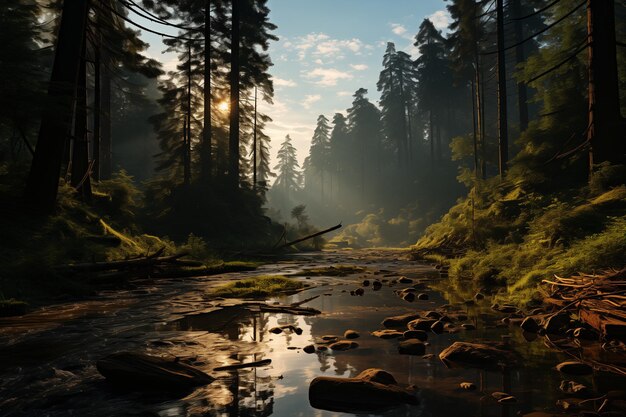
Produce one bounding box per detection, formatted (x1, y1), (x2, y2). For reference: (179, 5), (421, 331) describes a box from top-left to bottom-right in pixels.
(0, 0), (625, 416)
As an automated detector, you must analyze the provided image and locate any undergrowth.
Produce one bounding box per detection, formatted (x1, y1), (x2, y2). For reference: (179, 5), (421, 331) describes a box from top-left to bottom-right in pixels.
(413, 163), (626, 306)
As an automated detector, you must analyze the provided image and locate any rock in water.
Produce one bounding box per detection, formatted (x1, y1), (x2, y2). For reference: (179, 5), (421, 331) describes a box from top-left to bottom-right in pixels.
(556, 361), (593, 376)
(329, 340), (359, 351)
(382, 312), (421, 328)
(399, 276), (413, 284)
(520, 316), (540, 333)
(96, 352), (214, 392)
(344, 330), (360, 339)
(303, 345), (316, 354)
(403, 330), (428, 341)
(372, 329), (404, 339)
(543, 312), (571, 334)
(439, 342), (516, 370)
(407, 318), (437, 331)
(403, 292), (416, 302)
(417, 293), (429, 300)
(309, 368), (418, 412)
(398, 340), (425, 356)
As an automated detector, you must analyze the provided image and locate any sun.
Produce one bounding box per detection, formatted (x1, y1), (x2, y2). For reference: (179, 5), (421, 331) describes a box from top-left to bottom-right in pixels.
(217, 101), (230, 112)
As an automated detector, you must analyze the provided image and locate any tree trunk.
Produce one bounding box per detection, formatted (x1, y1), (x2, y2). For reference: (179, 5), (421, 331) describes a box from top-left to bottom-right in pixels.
(201, 0), (212, 183)
(511, 0), (529, 133)
(496, 0), (509, 178)
(587, 0), (623, 172)
(100, 46), (112, 180)
(184, 42), (192, 186)
(71, 39), (92, 201)
(228, 0), (240, 188)
(24, 0), (89, 210)
(93, 32), (101, 182)
(253, 86), (257, 190)
(471, 80), (479, 178)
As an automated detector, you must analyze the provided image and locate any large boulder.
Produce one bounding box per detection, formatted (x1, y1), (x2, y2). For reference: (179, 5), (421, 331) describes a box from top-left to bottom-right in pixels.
(438, 342), (516, 370)
(97, 352), (214, 392)
(309, 368), (418, 412)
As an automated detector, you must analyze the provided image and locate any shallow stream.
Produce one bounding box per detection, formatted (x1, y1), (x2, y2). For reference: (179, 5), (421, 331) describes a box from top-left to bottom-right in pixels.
(0, 249), (624, 417)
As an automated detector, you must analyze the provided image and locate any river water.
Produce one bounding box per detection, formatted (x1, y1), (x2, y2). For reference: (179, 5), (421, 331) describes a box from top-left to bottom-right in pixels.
(0, 249), (624, 417)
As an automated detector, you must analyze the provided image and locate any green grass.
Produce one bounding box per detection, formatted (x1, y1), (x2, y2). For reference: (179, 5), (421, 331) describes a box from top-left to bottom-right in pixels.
(412, 174), (626, 306)
(209, 275), (304, 298)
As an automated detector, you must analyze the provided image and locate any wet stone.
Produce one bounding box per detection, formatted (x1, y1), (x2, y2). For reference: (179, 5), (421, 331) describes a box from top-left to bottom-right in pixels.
(362, 280), (370, 287)
(425, 311), (441, 319)
(398, 340), (426, 356)
(403, 292), (416, 302)
(303, 345), (316, 354)
(382, 312), (422, 328)
(372, 281), (383, 290)
(372, 329), (404, 339)
(407, 318), (437, 331)
(417, 293), (429, 300)
(430, 320), (444, 334)
(270, 327), (283, 334)
(439, 342), (517, 370)
(403, 330), (428, 341)
(308, 368), (418, 412)
(461, 323), (476, 330)
(543, 312), (571, 334)
(355, 288), (365, 296)
(329, 340), (359, 351)
(344, 330), (360, 339)
(398, 277), (413, 284)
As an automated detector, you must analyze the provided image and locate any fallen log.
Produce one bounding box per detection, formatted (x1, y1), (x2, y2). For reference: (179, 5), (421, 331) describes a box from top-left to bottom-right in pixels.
(275, 224), (342, 250)
(55, 251), (190, 273)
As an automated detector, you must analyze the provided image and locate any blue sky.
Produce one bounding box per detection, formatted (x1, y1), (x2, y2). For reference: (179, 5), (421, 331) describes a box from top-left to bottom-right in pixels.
(140, 0), (450, 168)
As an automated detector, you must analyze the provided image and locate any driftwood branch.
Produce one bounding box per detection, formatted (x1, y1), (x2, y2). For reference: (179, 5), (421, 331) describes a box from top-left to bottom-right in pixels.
(276, 224), (342, 250)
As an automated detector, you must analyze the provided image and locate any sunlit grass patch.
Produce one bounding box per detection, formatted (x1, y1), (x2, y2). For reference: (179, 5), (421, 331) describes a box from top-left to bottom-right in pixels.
(293, 264), (365, 277)
(209, 275), (304, 298)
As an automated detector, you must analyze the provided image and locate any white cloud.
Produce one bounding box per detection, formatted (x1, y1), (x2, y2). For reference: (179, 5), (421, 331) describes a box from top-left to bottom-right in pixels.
(337, 91), (352, 97)
(350, 64), (368, 71)
(391, 24), (407, 36)
(301, 94), (321, 109)
(303, 67), (353, 86)
(427, 10), (451, 31)
(283, 32), (369, 61)
(274, 77), (297, 88)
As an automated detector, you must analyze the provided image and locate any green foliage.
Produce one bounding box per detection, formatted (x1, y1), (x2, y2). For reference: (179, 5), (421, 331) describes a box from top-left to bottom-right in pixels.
(416, 178), (626, 304)
(209, 275), (303, 299)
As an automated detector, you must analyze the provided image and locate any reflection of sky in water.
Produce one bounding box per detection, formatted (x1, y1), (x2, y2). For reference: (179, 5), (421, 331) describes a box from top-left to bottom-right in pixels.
(1, 251), (625, 417)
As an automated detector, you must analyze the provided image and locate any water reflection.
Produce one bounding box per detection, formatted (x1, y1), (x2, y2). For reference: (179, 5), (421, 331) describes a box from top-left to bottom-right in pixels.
(0, 251), (624, 417)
